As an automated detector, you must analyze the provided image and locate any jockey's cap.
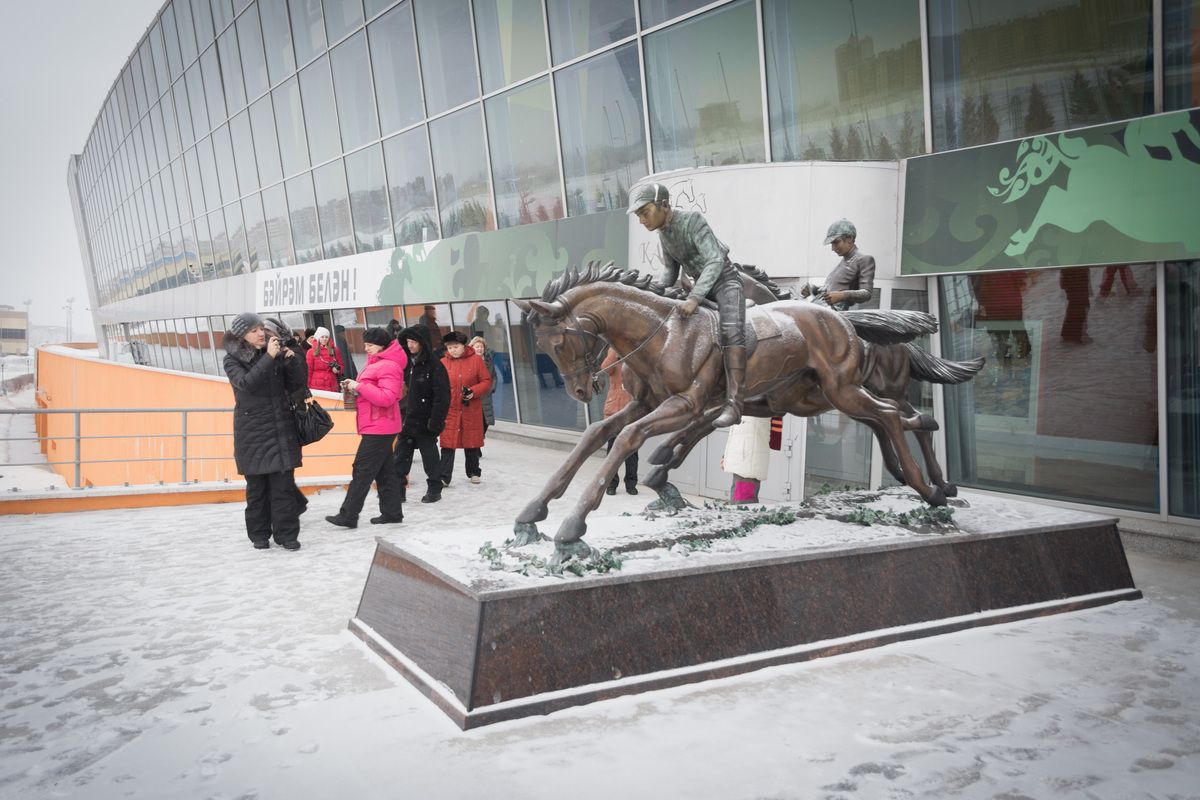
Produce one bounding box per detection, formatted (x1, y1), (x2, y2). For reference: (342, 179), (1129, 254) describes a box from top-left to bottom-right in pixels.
(627, 182), (669, 214)
(823, 218), (857, 244)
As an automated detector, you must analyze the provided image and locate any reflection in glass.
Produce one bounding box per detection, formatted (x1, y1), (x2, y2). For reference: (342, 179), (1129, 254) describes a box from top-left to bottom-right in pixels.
(928, 0), (1153, 151)
(184, 146), (207, 219)
(414, 0), (481, 116)
(556, 44), (646, 216)
(212, 124), (240, 202)
(185, 62), (210, 140)
(1165, 0), (1200, 111)
(261, 182), (294, 267)
(370, 2), (423, 134)
(217, 27), (247, 112)
(345, 144), (395, 252)
(1166, 261), (1200, 517)
(486, 79), (563, 228)
(251, 96), (283, 186)
(273, 77), (310, 176)
(200, 45), (226, 129)
(286, 172), (323, 262)
(455, 300), (516, 422)
(547, 0), (635, 65)
(194, 214), (216, 280)
(299, 57), (340, 164)
(197, 135), (222, 211)
(289, 0), (326, 64)
(259, 0), (297, 85)
(506, 300), (584, 430)
(331, 31), (380, 151)
(643, 0), (765, 170)
(208, 210), (233, 278)
(229, 110), (259, 192)
(429, 105), (494, 237)
(940, 265), (1158, 510)
(324, 0), (364, 42)
(237, 5), (270, 99)
(225, 202), (250, 274)
(383, 127), (438, 245)
(641, 0), (709, 28)
(474, 0), (547, 93)
(313, 159), (355, 258)
(764, 0), (924, 161)
(243, 192), (269, 269)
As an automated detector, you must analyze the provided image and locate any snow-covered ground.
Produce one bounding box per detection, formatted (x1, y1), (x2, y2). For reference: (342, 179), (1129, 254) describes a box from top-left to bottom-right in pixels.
(0, 438), (1197, 799)
(0, 384), (69, 493)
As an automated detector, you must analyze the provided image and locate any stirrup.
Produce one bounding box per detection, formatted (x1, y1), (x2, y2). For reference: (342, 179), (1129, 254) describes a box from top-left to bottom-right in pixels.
(712, 403), (742, 429)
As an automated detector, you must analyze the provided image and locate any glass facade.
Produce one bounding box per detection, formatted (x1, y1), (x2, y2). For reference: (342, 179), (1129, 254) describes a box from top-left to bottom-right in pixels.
(486, 79), (563, 228)
(1166, 262), (1200, 518)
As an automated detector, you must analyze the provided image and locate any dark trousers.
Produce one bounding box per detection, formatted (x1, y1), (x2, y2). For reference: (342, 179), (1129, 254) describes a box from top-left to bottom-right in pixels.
(605, 438), (639, 488)
(245, 470), (300, 545)
(394, 430), (443, 496)
(440, 448), (481, 483)
(340, 434), (404, 521)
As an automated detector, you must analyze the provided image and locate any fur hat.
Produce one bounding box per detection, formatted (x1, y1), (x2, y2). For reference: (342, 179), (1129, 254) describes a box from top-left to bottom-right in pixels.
(442, 330), (469, 346)
(229, 312), (264, 340)
(362, 327), (393, 347)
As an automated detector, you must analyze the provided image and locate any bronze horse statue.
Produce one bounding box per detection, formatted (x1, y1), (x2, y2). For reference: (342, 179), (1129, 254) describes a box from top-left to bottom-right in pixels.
(511, 262), (983, 562)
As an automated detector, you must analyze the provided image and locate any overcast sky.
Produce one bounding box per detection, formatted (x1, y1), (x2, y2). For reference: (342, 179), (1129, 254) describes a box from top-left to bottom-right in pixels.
(0, 0), (164, 338)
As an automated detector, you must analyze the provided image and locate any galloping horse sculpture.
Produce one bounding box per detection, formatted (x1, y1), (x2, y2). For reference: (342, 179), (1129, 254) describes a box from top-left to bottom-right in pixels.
(512, 262), (983, 562)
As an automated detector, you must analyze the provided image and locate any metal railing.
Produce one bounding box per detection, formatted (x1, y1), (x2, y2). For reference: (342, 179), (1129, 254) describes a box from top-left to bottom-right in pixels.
(0, 407), (356, 489)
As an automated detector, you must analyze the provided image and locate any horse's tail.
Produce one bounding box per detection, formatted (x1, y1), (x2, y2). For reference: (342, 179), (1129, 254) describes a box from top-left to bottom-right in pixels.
(842, 309), (938, 345)
(902, 342), (985, 385)
(733, 262), (793, 300)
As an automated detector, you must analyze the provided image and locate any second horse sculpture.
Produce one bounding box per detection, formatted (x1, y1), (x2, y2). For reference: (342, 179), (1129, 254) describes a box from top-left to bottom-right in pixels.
(512, 262), (983, 562)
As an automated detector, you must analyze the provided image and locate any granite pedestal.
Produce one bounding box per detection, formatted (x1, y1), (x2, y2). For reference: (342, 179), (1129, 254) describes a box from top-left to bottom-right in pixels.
(349, 492), (1140, 729)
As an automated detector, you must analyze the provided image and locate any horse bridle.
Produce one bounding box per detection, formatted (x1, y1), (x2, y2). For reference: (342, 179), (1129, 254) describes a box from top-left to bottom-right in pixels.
(547, 303), (676, 393)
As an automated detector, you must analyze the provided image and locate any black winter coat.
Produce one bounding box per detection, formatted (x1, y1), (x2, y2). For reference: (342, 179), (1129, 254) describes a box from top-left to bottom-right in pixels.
(397, 325), (450, 435)
(223, 334), (309, 475)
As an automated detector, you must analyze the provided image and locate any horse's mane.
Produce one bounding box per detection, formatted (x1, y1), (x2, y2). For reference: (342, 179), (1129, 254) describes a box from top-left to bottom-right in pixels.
(733, 262), (793, 301)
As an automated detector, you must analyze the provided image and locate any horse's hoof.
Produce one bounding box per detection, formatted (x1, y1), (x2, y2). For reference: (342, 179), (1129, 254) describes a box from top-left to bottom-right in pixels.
(917, 413), (940, 432)
(649, 482), (694, 515)
(512, 522), (548, 547)
(942, 483), (958, 498)
(556, 515), (587, 543)
(926, 486), (948, 507)
(516, 500), (549, 525)
(551, 540), (597, 566)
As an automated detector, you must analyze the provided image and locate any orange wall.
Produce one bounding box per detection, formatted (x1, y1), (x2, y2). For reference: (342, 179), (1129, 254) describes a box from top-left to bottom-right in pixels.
(35, 349), (356, 487)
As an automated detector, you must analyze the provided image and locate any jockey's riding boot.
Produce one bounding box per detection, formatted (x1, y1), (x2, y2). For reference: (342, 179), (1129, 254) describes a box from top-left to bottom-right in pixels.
(713, 345), (747, 429)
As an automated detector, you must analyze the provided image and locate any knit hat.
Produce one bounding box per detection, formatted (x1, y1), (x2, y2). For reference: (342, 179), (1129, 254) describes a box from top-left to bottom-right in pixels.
(263, 317), (291, 340)
(229, 312), (264, 340)
(362, 327), (393, 347)
(314, 326), (330, 340)
(442, 330), (469, 345)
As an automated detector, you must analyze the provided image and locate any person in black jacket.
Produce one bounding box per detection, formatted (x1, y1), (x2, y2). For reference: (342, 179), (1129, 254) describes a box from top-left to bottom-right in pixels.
(223, 313), (309, 550)
(394, 324), (450, 503)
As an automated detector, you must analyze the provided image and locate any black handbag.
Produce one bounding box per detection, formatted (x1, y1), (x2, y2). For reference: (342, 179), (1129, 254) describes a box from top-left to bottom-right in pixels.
(293, 396), (334, 445)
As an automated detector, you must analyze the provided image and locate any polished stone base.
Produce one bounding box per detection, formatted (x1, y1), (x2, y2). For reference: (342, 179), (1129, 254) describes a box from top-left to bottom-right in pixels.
(349, 503), (1140, 729)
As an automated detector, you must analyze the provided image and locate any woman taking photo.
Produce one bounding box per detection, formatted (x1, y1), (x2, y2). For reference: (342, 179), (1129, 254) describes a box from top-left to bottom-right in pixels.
(306, 326), (344, 392)
(325, 328), (408, 528)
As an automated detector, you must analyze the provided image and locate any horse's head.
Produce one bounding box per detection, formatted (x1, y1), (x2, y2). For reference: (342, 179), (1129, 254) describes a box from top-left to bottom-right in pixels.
(512, 298), (607, 404)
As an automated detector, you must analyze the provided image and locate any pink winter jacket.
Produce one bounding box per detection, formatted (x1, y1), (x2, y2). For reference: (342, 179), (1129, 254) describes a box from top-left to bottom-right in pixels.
(352, 340), (407, 435)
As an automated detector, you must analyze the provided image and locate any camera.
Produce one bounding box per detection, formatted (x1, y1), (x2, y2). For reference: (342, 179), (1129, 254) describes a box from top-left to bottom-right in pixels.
(461, 387), (472, 407)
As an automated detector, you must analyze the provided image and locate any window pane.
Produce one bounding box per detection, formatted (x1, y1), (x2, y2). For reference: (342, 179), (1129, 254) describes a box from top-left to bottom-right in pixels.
(641, 0), (708, 28)
(345, 143), (395, 252)
(184, 146), (207, 217)
(547, 0), (635, 65)
(414, 0), (481, 115)
(485, 79), (563, 227)
(259, 0), (297, 85)
(273, 77), (310, 175)
(507, 299), (585, 430)
(383, 127), (438, 245)
(286, 172), (323, 262)
(330, 31), (379, 150)
(229, 110), (259, 192)
(163, 5), (185, 79)
(365, 0), (394, 15)
(194, 213), (215, 279)
(764, 0), (924, 161)
(150, 21), (172, 90)
(217, 27), (248, 113)
(369, 2), (423, 133)
(299, 57), (340, 163)
(643, 0), (765, 170)
(150, 105), (169, 172)
(193, 0), (217, 47)
(212, 123), (240, 201)
(249, 95), (283, 184)
(313, 159), (355, 257)
(243, 192), (269, 269)
(174, 0), (200, 65)
(196, 135), (223, 210)
(1165, 0), (1200, 110)
(237, 4), (270, 99)
(474, 0), (547, 93)
(212, 0), (235, 30)
(325, 0), (365, 42)
(225, 201), (250, 274)
(555, 44), (646, 216)
(185, 61), (210, 138)
(172, 157), (193, 222)
(289, 0), (326, 63)
(1166, 261), (1200, 516)
(208, 209), (232, 278)
(940, 266), (1158, 511)
(928, 0), (1154, 151)
(200, 45), (227, 128)
(261, 182), (294, 266)
(429, 104), (493, 237)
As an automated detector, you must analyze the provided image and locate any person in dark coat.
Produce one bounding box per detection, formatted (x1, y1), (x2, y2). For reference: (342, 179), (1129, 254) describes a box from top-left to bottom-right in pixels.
(325, 328), (407, 528)
(222, 312), (308, 550)
(439, 331), (492, 485)
(394, 324), (450, 503)
(334, 325), (359, 380)
(468, 336), (499, 432)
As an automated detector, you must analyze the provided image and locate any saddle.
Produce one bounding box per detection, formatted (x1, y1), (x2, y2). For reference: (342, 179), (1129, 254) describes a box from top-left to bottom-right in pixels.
(697, 303), (783, 360)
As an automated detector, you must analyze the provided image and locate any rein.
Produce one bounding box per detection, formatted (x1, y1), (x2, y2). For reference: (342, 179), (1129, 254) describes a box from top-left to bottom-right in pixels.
(554, 305), (676, 388)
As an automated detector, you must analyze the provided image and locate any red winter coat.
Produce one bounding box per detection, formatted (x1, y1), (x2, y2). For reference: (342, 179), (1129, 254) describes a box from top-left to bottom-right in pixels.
(440, 350), (492, 449)
(306, 342), (344, 391)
